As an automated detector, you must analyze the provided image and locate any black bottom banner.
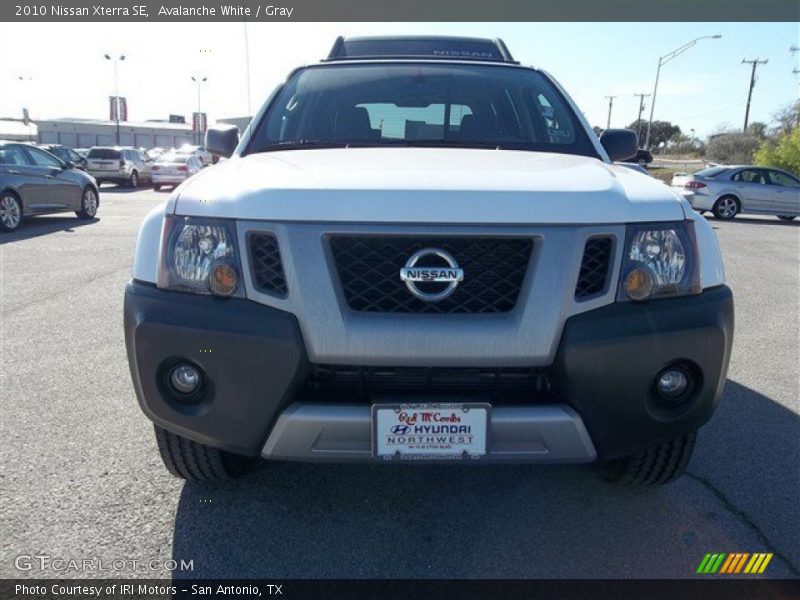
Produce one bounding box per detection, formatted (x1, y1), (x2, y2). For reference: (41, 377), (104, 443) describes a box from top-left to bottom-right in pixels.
(2, 579), (800, 600)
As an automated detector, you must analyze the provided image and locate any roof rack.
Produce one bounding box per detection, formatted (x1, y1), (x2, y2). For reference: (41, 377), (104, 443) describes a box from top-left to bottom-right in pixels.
(325, 36), (517, 64)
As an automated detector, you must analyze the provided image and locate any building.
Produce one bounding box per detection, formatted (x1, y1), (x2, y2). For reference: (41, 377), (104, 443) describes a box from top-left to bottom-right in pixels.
(35, 118), (194, 149)
(0, 118), (37, 142)
(218, 116), (253, 134)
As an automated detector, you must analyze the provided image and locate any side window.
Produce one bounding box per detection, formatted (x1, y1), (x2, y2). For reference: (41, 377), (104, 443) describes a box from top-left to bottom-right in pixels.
(767, 171), (799, 187)
(24, 147), (62, 168)
(733, 169), (766, 184)
(0, 146), (31, 165)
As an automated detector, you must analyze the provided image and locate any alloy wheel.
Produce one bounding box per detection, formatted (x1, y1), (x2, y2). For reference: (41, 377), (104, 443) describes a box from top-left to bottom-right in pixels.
(83, 189), (98, 216)
(0, 195), (21, 230)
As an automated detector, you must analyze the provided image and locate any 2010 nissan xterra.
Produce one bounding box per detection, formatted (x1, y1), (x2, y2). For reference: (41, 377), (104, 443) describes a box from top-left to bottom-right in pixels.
(124, 36), (733, 485)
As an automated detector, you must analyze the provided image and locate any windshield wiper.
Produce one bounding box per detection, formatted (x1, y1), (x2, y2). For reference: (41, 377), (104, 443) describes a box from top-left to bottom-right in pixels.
(255, 138), (524, 153)
(258, 140), (352, 152)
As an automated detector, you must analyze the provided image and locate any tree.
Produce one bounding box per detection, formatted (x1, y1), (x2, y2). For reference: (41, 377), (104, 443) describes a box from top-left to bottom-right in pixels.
(755, 127), (800, 175)
(706, 133), (761, 165)
(628, 119), (680, 149)
(745, 122), (768, 139)
(771, 100), (800, 137)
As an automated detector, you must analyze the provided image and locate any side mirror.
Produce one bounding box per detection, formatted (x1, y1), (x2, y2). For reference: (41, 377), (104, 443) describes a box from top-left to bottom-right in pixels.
(206, 125), (240, 159)
(63, 160), (74, 170)
(600, 129), (639, 162)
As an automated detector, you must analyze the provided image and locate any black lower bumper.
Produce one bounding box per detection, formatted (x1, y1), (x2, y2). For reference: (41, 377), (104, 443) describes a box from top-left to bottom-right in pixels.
(124, 282), (733, 461)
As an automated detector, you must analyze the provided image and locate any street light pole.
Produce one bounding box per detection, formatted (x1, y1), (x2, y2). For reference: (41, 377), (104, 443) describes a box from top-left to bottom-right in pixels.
(104, 53), (126, 145)
(18, 76), (34, 141)
(191, 76), (208, 145)
(644, 35), (721, 150)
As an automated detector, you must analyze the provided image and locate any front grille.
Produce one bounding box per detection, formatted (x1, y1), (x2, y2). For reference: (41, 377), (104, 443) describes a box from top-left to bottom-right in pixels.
(329, 236), (533, 313)
(575, 237), (613, 299)
(305, 364), (552, 403)
(248, 232), (288, 296)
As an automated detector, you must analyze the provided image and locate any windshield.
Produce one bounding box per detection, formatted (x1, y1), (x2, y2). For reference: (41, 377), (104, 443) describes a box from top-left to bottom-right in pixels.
(247, 63), (598, 157)
(694, 166), (729, 178)
(88, 148), (121, 159)
(158, 154), (190, 164)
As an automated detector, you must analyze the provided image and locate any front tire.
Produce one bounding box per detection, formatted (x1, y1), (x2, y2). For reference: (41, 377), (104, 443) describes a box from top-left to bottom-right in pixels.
(128, 171), (139, 188)
(75, 186), (99, 219)
(778, 215), (796, 221)
(0, 192), (23, 232)
(713, 196), (739, 220)
(153, 425), (253, 482)
(153, 184), (161, 191)
(600, 432), (696, 485)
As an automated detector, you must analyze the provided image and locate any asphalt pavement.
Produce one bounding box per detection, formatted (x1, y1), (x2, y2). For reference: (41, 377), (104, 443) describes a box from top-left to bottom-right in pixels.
(0, 186), (798, 579)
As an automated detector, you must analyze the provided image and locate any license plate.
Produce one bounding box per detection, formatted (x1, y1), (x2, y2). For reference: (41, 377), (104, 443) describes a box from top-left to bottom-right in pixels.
(372, 402), (489, 460)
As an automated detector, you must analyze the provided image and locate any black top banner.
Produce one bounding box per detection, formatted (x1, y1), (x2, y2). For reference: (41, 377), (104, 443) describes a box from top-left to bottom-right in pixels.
(2, 0), (799, 22)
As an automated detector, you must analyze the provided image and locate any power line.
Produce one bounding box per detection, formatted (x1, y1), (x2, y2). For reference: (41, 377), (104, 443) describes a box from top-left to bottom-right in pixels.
(741, 58), (768, 131)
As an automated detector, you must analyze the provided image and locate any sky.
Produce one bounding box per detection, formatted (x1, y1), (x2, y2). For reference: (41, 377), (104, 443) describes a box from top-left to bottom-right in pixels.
(0, 21), (797, 139)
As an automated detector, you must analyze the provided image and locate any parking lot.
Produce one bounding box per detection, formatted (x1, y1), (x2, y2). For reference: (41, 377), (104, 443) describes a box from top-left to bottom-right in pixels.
(0, 186), (798, 579)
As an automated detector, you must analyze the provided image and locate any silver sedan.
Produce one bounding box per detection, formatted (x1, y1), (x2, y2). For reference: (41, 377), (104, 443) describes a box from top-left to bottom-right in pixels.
(672, 166), (799, 221)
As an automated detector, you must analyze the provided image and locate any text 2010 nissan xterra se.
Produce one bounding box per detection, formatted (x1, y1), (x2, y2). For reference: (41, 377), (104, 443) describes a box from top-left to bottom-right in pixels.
(125, 36), (733, 484)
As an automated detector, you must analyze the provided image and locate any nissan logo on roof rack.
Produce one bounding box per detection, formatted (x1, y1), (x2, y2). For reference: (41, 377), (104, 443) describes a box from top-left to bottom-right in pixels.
(325, 35), (517, 64)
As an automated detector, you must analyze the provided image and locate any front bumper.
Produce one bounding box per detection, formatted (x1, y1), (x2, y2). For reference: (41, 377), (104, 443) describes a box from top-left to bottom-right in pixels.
(124, 282), (733, 462)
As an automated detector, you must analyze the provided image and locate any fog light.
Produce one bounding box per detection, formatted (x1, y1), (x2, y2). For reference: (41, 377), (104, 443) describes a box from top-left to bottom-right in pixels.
(624, 266), (655, 301)
(656, 368), (689, 400)
(169, 364), (201, 395)
(208, 262), (238, 296)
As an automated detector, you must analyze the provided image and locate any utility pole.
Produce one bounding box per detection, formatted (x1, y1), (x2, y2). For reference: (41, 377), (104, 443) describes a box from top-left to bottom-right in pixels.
(633, 92), (651, 141)
(243, 23), (252, 116)
(741, 58), (768, 132)
(604, 95), (617, 129)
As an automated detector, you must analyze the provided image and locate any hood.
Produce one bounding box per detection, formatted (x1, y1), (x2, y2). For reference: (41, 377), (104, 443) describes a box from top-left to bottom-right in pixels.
(173, 148), (685, 224)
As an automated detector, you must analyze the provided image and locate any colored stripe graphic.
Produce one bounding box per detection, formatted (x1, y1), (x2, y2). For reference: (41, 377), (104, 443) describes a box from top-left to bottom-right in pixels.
(697, 553), (727, 573)
(699, 552), (773, 575)
(697, 554), (713, 573)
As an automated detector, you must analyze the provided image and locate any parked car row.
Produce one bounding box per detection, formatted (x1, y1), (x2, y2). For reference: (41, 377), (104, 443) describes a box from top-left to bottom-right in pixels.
(0, 140), (99, 231)
(0, 140), (212, 232)
(672, 166), (799, 221)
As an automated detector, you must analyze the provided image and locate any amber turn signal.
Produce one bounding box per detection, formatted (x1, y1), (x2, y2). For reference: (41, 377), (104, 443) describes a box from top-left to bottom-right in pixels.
(624, 267), (655, 301)
(208, 262), (238, 296)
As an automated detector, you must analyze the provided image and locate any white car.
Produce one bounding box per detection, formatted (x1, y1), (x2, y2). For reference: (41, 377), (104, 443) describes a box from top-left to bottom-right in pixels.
(177, 144), (213, 166)
(672, 165), (799, 220)
(151, 153), (203, 190)
(125, 36), (733, 486)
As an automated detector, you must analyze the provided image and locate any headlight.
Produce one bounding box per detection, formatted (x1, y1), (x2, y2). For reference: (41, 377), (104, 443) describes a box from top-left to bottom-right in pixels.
(157, 216), (243, 297)
(618, 221), (701, 302)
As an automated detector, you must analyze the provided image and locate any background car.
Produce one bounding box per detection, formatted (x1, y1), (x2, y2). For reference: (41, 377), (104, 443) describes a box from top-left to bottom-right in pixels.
(0, 140), (99, 232)
(146, 147), (166, 161)
(176, 144), (213, 166)
(151, 153), (203, 190)
(672, 165), (800, 220)
(86, 146), (153, 188)
(38, 144), (88, 170)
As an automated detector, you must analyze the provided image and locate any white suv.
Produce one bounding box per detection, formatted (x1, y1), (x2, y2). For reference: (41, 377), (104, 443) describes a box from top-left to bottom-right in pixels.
(125, 36), (733, 485)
